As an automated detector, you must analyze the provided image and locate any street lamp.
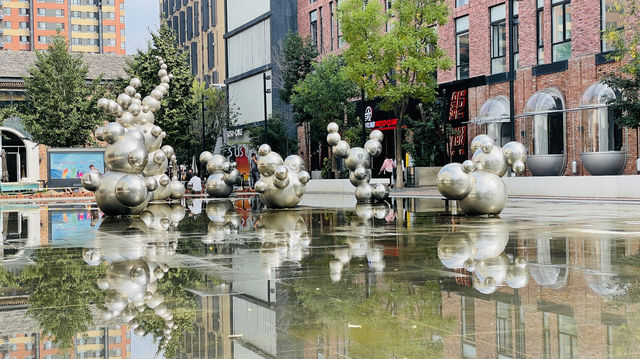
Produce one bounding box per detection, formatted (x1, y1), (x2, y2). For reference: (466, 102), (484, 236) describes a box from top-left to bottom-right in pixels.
(263, 73), (272, 144)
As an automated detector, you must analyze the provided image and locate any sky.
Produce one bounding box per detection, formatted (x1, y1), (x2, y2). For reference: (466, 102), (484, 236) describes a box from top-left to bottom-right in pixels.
(125, 0), (161, 55)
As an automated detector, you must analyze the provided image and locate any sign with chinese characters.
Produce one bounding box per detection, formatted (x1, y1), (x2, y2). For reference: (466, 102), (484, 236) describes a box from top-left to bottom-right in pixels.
(448, 89), (469, 162)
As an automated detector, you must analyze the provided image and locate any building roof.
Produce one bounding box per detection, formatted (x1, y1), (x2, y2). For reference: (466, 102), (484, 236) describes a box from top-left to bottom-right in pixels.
(0, 50), (132, 81)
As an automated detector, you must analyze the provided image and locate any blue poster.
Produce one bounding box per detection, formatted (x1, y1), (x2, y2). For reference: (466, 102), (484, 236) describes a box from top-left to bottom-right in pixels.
(49, 152), (104, 180)
(50, 210), (102, 241)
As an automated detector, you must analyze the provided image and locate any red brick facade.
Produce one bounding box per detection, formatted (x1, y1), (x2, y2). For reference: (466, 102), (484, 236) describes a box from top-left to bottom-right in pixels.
(438, 0), (634, 175)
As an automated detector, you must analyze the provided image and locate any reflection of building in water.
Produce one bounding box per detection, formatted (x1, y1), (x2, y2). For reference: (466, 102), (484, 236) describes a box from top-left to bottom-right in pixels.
(181, 291), (232, 359)
(441, 237), (640, 359)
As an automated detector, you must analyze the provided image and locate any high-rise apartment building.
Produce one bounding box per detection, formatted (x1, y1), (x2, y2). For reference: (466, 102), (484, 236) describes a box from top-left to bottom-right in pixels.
(0, 0), (126, 54)
(160, 0), (224, 85)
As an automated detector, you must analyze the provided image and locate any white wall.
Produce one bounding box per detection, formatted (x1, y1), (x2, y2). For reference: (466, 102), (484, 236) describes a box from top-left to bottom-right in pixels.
(226, 0), (270, 32)
(227, 19), (271, 78)
(228, 71), (272, 126)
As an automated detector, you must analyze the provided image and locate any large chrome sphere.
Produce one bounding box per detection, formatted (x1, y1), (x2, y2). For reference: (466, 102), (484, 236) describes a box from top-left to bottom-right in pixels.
(327, 122), (339, 133)
(95, 172), (151, 215)
(371, 183), (389, 201)
(354, 184), (373, 202)
(472, 254), (510, 294)
(470, 134), (494, 154)
(258, 151), (284, 176)
(502, 141), (527, 165)
(333, 140), (351, 157)
(505, 257), (529, 288)
(143, 151), (168, 177)
(349, 169), (370, 187)
(436, 163), (472, 200)
(364, 139), (383, 157)
(327, 132), (341, 146)
(115, 174), (149, 206)
(370, 129), (384, 142)
(468, 221), (509, 260)
(206, 154), (228, 173)
(199, 151), (213, 164)
(437, 234), (476, 269)
(169, 180), (185, 199)
(459, 171), (507, 215)
(345, 147), (370, 171)
(82, 171), (102, 191)
(205, 173), (234, 198)
(284, 155), (306, 172)
(472, 145), (508, 177)
(104, 130), (149, 174)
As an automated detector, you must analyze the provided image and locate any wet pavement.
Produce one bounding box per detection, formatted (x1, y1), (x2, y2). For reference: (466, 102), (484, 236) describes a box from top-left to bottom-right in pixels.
(1, 195), (640, 358)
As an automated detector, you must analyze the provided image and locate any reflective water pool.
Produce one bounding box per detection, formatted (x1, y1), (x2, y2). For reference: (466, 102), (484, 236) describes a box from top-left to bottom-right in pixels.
(1, 195), (640, 358)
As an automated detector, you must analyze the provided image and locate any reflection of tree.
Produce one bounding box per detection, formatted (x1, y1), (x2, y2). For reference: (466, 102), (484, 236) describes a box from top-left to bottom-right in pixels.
(19, 248), (107, 350)
(0, 266), (18, 295)
(289, 264), (454, 358)
(132, 268), (216, 359)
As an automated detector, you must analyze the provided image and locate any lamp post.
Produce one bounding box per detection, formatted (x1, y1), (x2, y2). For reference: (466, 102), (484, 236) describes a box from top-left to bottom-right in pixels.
(263, 73), (272, 144)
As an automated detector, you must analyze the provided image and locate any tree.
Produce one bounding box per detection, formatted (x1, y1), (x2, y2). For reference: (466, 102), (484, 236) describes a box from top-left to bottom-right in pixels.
(124, 23), (198, 163)
(602, 0), (640, 128)
(191, 80), (238, 154)
(246, 115), (298, 156)
(339, 0), (451, 187)
(403, 100), (452, 166)
(276, 32), (319, 105)
(3, 35), (109, 147)
(291, 55), (359, 145)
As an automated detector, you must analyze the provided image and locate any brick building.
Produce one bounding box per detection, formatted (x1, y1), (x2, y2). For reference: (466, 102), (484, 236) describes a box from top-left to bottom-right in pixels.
(0, 0), (126, 54)
(438, 0), (631, 175)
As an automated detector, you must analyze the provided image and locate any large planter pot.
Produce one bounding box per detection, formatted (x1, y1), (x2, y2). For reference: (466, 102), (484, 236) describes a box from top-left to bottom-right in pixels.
(527, 154), (566, 176)
(415, 167), (443, 186)
(580, 151), (627, 176)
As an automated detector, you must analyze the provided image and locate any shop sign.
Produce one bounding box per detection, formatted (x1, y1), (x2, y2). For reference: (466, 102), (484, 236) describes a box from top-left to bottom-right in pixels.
(448, 89), (469, 162)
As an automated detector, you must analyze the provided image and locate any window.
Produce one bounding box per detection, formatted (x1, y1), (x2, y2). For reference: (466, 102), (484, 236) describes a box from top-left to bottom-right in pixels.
(543, 313), (551, 359)
(537, 0), (544, 64)
(187, 6), (193, 40)
(513, 1), (519, 69)
(121, 41), (125, 49)
(194, 2), (199, 36)
(319, 7), (324, 53)
(201, 0), (209, 30)
(496, 302), (513, 356)
(120, 3), (124, 10)
(461, 296), (475, 359)
(211, 0), (216, 27)
(105, 12), (115, 20)
(4, 35), (11, 43)
(310, 10), (318, 48)
(490, 4), (507, 74)
(558, 315), (578, 359)
(38, 35), (49, 44)
(190, 41), (198, 75)
(120, 29), (125, 37)
(38, 22), (64, 30)
(456, 16), (470, 80)
(601, 0), (622, 52)
(2, 7), (10, 15)
(336, 0), (344, 48)
(106, 38), (116, 46)
(207, 31), (214, 69)
(120, 15), (125, 23)
(19, 35), (30, 44)
(552, 0), (571, 61)
(330, 2), (334, 51)
(4, 22), (11, 29)
(456, 0), (468, 7)
(19, 22), (29, 29)
(385, 0), (392, 32)
(179, 11), (185, 43)
(19, 8), (30, 16)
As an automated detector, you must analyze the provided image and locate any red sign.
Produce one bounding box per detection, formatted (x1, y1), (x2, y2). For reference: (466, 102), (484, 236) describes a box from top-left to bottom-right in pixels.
(365, 118), (398, 131)
(449, 126), (467, 159)
(449, 90), (467, 123)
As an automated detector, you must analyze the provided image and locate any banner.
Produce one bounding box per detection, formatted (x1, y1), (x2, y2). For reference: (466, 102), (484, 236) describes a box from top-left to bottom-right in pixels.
(49, 152), (104, 180)
(448, 89), (469, 163)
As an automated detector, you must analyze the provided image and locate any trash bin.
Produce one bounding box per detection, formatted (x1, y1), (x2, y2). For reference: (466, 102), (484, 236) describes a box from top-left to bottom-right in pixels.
(406, 167), (416, 187)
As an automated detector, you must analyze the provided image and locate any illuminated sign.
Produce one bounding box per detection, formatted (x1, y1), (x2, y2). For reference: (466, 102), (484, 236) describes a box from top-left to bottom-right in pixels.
(448, 89), (469, 162)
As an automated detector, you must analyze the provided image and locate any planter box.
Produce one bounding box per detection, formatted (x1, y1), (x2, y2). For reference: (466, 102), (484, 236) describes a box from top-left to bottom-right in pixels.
(415, 167), (442, 186)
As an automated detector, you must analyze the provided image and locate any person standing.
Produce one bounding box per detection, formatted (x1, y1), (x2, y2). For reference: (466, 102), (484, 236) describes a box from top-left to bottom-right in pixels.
(379, 157), (395, 187)
(250, 153), (259, 188)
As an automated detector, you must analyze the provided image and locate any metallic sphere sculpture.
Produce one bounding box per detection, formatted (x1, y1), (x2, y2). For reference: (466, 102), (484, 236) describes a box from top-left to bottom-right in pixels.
(84, 57), (184, 215)
(199, 151), (240, 198)
(326, 122), (389, 203)
(254, 144), (311, 208)
(436, 135), (527, 215)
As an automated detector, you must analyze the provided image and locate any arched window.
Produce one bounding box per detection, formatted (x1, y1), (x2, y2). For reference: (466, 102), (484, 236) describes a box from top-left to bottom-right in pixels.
(523, 88), (565, 155)
(472, 96), (511, 147)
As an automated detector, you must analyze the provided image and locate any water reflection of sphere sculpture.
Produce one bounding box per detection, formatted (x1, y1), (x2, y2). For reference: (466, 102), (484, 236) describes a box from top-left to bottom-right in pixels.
(254, 144), (311, 208)
(436, 135), (527, 215)
(204, 200), (240, 243)
(199, 152), (239, 198)
(83, 57), (185, 215)
(326, 122), (389, 203)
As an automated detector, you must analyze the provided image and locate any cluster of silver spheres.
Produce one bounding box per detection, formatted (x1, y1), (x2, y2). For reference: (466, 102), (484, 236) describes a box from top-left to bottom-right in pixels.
(254, 144), (311, 208)
(437, 222), (528, 294)
(199, 152), (240, 198)
(83, 56), (185, 215)
(326, 122), (389, 203)
(436, 135), (527, 215)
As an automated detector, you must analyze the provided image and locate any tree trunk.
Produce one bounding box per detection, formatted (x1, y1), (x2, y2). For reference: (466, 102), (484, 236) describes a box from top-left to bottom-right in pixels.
(394, 105), (407, 189)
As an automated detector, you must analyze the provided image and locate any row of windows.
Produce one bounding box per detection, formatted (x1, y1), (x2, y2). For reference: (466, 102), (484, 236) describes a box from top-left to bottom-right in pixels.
(309, 0), (345, 55)
(37, 8), (64, 17)
(38, 22), (64, 30)
(70, 0), (120, 4)
(454, 0), (620, 80)
(2, 8), (30, 16)
(163, 0), (217, 40)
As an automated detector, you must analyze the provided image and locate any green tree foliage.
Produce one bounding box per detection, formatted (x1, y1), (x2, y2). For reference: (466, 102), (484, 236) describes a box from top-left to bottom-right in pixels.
(19, 248), (107, 350)
(277, 32), (319, 105)
(291, 56), (359, 145)
(191, 81), (237, 153)
(246, 115), (299, 156)
(339, 0), (451, 187)
(403, 100), (452, 166)
(7, 35), (110, 147)
(602, 0), (640, 128)
(124, 23), (198, 163)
